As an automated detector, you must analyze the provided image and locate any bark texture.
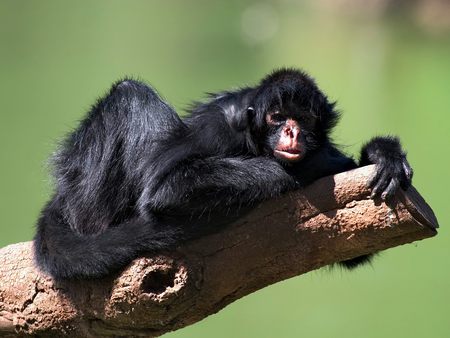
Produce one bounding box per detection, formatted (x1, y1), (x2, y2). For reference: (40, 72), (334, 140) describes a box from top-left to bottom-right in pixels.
(0, 165), (438, 337)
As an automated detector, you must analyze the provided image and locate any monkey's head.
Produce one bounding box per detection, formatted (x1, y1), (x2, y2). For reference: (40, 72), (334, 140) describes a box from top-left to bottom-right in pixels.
(250, 68), (339, 164)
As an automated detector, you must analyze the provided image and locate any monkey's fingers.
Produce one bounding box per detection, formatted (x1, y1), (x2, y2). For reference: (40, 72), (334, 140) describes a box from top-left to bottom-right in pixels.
(401, 161), (414, 190)
(381, 178), (399, 200)
(367, 165), (384, 189)
(370, 171), (390, 199)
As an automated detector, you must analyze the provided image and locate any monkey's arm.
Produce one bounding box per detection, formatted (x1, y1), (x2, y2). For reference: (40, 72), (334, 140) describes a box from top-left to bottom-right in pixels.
(299, 139), (412, 200)
(144, 157), (297, 215)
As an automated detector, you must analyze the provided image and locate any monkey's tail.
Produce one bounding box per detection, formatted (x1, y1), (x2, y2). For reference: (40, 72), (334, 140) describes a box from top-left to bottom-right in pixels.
(33, 215), (182, 280)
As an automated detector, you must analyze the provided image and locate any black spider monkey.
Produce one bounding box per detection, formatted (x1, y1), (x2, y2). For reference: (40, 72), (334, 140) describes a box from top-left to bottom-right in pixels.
(33, 68), (413, 279)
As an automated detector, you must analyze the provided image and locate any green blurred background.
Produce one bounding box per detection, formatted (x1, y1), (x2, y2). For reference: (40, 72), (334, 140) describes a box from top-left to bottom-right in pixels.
(1, 0), (449, 337)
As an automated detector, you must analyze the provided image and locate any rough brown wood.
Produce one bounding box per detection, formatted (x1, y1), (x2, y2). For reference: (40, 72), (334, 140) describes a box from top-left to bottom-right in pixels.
(0, 165), (438, 337)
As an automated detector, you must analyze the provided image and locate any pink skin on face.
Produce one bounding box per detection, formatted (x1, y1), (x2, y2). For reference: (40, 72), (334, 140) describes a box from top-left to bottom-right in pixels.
(273, 118), (304, 162)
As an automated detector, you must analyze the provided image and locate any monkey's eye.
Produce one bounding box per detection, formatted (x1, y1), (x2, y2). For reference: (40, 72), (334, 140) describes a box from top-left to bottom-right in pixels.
(266, 112), (286, 126)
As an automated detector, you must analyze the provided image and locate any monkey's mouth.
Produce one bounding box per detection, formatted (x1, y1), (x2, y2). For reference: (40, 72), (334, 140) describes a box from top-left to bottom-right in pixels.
(274, 148), (304, 162)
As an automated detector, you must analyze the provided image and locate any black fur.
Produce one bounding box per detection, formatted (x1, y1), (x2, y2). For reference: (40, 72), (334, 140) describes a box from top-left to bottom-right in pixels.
(33, 69), (413, 279)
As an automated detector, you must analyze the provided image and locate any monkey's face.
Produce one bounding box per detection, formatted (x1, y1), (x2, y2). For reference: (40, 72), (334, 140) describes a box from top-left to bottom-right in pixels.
(251, 68), (338, 163)
(265, 111), (304, 162)
(263, 106), (318, 163)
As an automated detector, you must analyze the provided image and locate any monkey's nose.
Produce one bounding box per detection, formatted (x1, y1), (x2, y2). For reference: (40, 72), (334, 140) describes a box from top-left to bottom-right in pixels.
(285, 127), (300, 140)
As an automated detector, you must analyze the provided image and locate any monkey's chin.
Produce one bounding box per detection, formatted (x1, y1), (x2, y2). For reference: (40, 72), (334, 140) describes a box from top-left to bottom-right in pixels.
(274, 149), (304, 162)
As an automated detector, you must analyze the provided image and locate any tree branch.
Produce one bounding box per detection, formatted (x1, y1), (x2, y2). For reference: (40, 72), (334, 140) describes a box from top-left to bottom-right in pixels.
(0, 165), (438, 337)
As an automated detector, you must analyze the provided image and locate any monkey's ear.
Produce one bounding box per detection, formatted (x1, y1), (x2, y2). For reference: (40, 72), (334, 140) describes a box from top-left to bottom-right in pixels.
(246, 106), (255, 122)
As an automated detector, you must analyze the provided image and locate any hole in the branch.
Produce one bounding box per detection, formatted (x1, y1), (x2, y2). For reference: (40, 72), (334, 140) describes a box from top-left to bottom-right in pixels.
(141, 269), (176, 294)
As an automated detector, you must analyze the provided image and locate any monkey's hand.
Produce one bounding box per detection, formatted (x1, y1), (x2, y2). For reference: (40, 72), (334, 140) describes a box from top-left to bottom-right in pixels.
(360, 136), (413, 200)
